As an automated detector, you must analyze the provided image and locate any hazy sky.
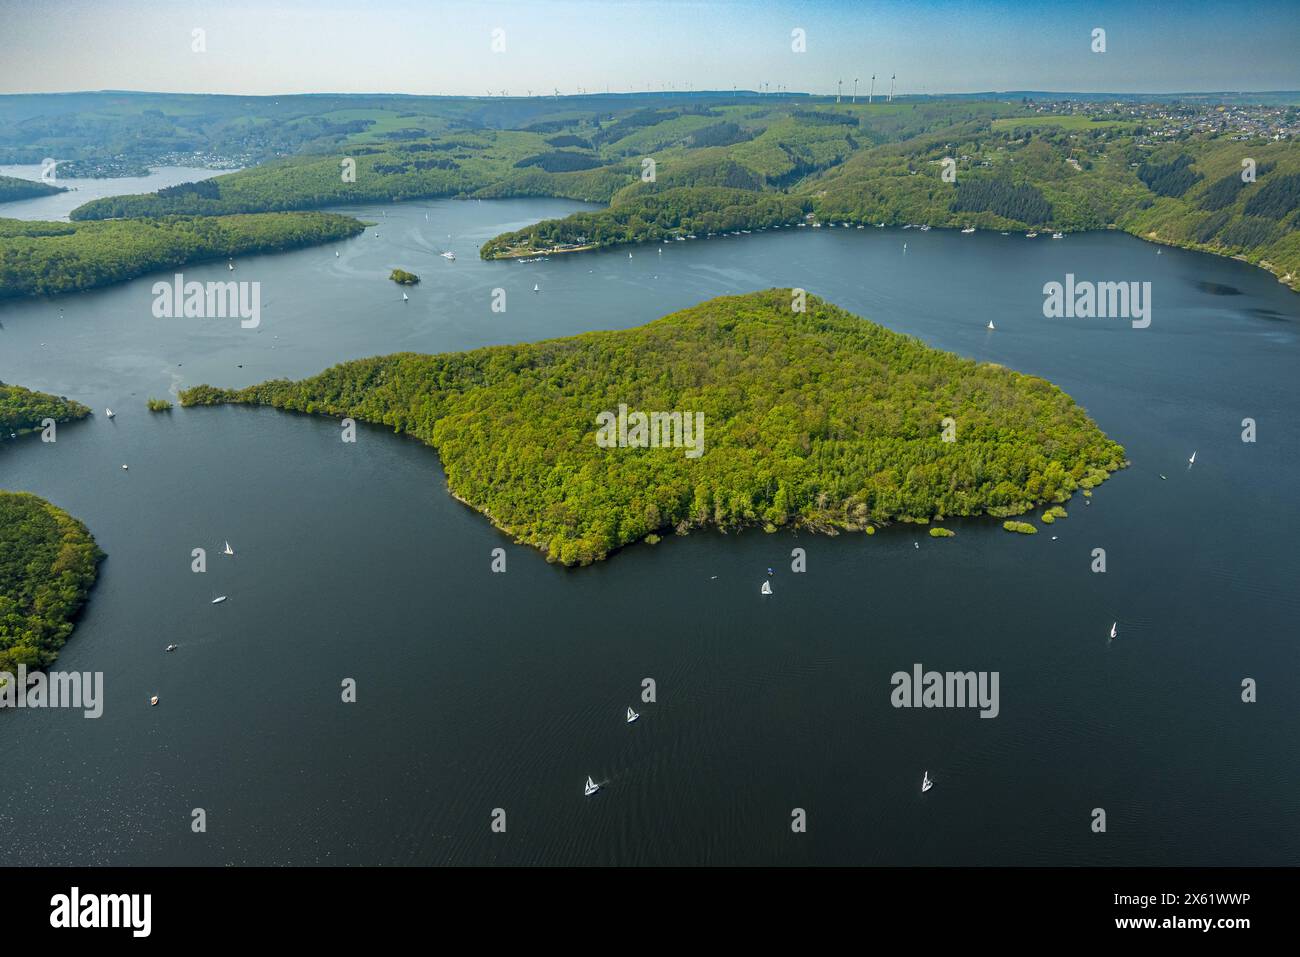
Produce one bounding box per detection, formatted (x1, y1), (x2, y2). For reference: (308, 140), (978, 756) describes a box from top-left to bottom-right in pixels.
(1, 0), (1296, 97)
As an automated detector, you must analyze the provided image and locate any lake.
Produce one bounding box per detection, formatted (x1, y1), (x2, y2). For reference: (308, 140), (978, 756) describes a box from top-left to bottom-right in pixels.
(1, 199), (1297, 865)
(0, 165), (230, 222)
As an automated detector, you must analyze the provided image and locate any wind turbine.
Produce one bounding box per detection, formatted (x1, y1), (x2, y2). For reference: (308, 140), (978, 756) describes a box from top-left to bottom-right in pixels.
(853, 78), (859, 103)
(837, 79), (842, 103)
(869, 74), (876, 104)
(889, 73), (896, 102)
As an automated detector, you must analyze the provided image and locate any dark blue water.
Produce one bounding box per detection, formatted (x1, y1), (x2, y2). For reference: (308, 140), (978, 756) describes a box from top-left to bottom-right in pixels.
(1, 200), (1297, 864)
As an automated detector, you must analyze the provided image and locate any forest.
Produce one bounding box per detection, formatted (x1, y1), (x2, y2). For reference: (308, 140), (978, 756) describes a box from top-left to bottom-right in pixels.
(0, 381), (92, 434)
(0, 211), (364, 298)
(180, 290), (1125, 566)
(0, 492), (103, 675)
(0, 175), (63, 203)
(480, 187), (809, 257)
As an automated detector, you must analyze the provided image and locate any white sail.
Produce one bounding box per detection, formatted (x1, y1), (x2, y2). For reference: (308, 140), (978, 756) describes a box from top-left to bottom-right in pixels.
(922, 772), (933, 792)
(626, 707), (639, 723)
(584, 776), (599, 796)
(1189, 451), (1196, 465)
(1110, 621), (1118, 639)
(223, 541), (234, 556)
(212, 595), (227, 604)
(105, 408), (114, 418)
(761, 580), (773, 595)
(987, 320), (995, 330)
(402, 292), (408, 301)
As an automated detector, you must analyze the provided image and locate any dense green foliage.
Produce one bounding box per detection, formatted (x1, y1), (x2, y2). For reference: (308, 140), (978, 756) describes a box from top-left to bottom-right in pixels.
(1137, 155), (1202, 198)
(147, 398), (173, 411)
(951, 179), (1053, 224)
(1003, 521), (1038, 534)
(929, 527), (956, 537)
(0, 492), (103, 674)
(481, 187), (808, 257)
(6, 92), (1291, 289)
(0, 381), (91, 434)
(389, 268), (420, 284)
(180, 290), (1124, 565)
(467, 105), (1300, 288)
(0, 175), (63, 202)
(0, 211), (364, 299)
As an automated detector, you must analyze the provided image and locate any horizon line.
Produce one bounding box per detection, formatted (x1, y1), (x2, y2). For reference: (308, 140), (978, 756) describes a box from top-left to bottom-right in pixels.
(3, 88), (1298, 100)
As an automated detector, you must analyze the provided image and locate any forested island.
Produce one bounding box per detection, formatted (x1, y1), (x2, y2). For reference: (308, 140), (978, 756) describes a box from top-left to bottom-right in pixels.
(0, 492), (103, 675)
(0, 381), (91, 435)
(0, 212), (365, 299)
(0, 175), (64, 203)
(180, 290), (1125, 564)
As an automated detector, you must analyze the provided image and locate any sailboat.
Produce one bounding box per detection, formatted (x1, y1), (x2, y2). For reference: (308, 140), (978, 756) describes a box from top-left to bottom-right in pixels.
(335, 250), (340, 257)
(150, 695), (159, 707)
(922, 771), (933, 793)
(626, 707), (639, 724)
(987, 320), (995, 330)
(228, 262), (235, 271)
(628, 252), (633, 259)
(402, 292), (409, 301)
(533, 284), (540, 293)
(584, 775), (600, 796)
(440, 251), (455, 260)
(212, 595), (228, 604)
(165, 644), (178, 652)
(222, 541), (234, 556)
(961, 226), (975, 234)
(760, 580), (773, 596)
(1109, 621), (1118, 640)
(105, 408), (115, 418)
(1188, 451), (1197, 467)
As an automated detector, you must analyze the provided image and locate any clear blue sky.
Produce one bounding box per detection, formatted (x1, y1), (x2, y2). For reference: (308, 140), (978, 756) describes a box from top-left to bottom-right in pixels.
(1, 0), (1296, 96)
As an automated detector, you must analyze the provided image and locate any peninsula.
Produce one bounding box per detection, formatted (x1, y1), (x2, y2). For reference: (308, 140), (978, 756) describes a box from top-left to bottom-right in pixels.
(180, 290), (1125, 564)
(0, 491), (103, 675)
